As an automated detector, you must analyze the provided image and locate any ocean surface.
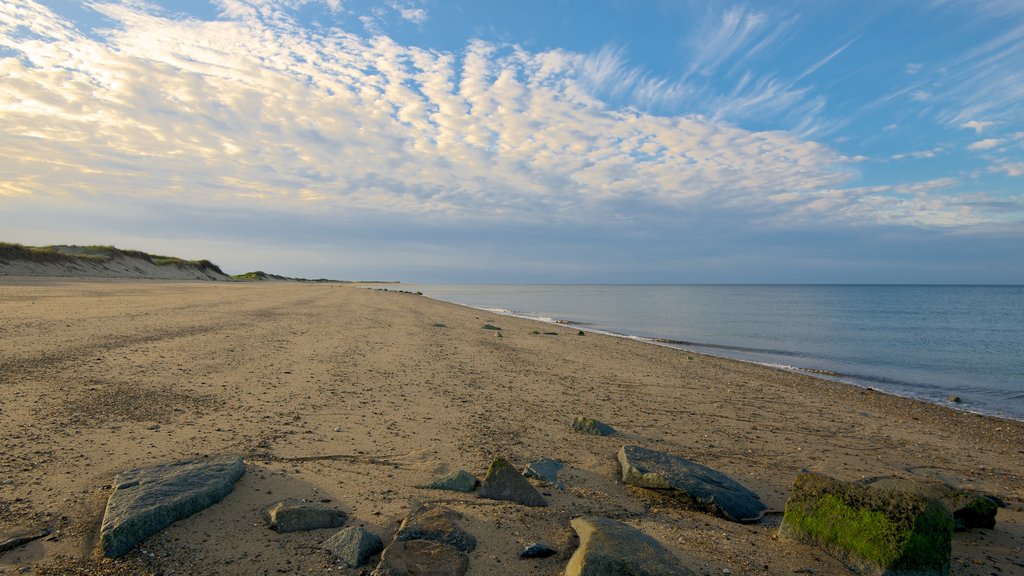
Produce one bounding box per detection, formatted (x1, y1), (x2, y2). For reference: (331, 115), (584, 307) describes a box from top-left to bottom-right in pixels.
(398, 284), (1024, 421)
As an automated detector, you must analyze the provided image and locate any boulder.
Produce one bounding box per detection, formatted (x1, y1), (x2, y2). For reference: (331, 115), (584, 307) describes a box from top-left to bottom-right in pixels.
(373, 540), (469, 576)
(321, 526), (383, 568)
(265, 499), (347, 532)
(779, 471), (953, 576)
(565, 517), (693, 576)
(479, 458), (547, 507)
(571, 416), (615, 436)
(617, 445), (766, 523)
(99, 455), (245, 558)
(865, 477), (999, 530)
(523, 457), (563, 484)
(423, 470), (478, 493)
(394, 504), (476, 553)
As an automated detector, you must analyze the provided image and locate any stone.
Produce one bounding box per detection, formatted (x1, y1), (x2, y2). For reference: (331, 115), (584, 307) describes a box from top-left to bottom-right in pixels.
(565, 517), (693, 576)
(571, 416), (615, 436)
(946, 395), (962, 403)
(98, 456), (244, 558)
(395, 504), (476, 553)
(479, 458), (547, 507)
(372, 540), (469, 576)
(618, 445), (766, 523)
(520, 542), (557, 559)
(321, 526), (384, 568)
(865, 477), (1000, 530)
(523, 458), (563, 484)
(265, 499), (347, 532)
(423, 470), (478, 493)
(779, 471), (953, 576)
(481, 324), (502, 330)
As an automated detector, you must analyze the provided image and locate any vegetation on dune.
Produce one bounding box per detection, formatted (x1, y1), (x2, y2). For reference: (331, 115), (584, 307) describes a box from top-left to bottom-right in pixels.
(0, 242), (227, 275)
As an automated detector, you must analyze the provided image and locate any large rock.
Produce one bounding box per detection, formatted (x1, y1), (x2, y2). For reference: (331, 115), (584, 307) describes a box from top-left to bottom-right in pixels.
(565, 517), (693, 576)
(373, 540), (469, 576)
(779, 471), (953, 576)
(423, 470), (478, 493)
(571, 416), (615, 436)
(321, 526), (384, 568)
(394, 504), (477, 553)
(865, 477), (999, 530)
(479, 458), (547, 507)
(373, 505), (475, 576)
(265, 499), (347, 532)
(99, 455), (245, 558)
(617, 445), (766, 523)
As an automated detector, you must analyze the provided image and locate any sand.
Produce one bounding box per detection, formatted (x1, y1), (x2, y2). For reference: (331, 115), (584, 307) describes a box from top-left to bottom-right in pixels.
(0, 277), (1021, 575)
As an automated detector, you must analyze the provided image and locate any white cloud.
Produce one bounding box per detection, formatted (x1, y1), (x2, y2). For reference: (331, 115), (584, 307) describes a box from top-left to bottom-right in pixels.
(960, 120), (995, 132)
(968, 138), (1004, 150)
(992, 161), (1024, 176)
(0, 1), (1014, 233)
(905, 62), (922, 74)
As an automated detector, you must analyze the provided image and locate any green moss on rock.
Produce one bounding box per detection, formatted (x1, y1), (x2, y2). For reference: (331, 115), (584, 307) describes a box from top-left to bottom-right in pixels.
(779, 471), (952, 576)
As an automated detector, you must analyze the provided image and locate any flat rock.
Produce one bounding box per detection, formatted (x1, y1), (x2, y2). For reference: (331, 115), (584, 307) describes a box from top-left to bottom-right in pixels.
(523, 458), (563, 484)
(779, 471), (953, 576)
(395, 504), (476, 553)
(618, 445), (766, 523)
(520, 542), (557, 559)
(321, 526), (384, 568)
(479, 458), (547, 507)
(423, 470), (478, 493)
(565, 517), (693, 576)
(99, 455), (244, 558)
(866, 477), (999, 530)
(372, 539), (469, 576)
(266, 499), (347, 532)
(571, 416), (615, 436)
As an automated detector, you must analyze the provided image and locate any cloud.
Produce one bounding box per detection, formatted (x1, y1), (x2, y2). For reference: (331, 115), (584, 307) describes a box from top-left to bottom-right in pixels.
(0, 1), (1016, 237)
(905, 62), (922, 74)
(968, 139), (1004, 150)
(960, 120), (995, 133)
(992, 161), (1024, 176)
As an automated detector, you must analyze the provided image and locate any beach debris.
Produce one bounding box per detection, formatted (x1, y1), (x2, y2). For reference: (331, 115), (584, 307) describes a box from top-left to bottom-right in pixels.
(373, 504), (475, 576)
(432, 323), (448, 328)
(947, 394), (962, 403)
(520, 542), (557, 559)
(571, 416), (616, 436)
(422, 469), (478, 493)
(522, 457), (563, 484)
(617, 445), (766, 523)
(321, 526), (384, 568)
(779, 471), (953, 576)
(578, 330), (586, 336)
(394, 504), (477, 552)
(481, 324), (502, 331)
(864, 477), (1000, 530)
(265, 498), (347, 532)
(98, 455), (245, 558)
(564, 517), (694, 576)
(479, 457), (547, 507)
(0, 528), (52, 554)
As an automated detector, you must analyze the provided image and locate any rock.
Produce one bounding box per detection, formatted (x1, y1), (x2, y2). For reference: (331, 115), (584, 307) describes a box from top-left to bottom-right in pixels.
(432, 323), (448, 328)
(423, 470), (478, 493)
(265, 499), (347, 532)
(321, 526), (384, 568)
(373, 540), (469, 576)
(479, 458), (547, 507)
(779, 471), (953, 576)
(520, 542), (557, 559)
(98, 455), (245, 558)
(481, 324), (502, 330)
(565, 517), (693, 576)
(523, 458), (563, 484)
(571, 416), (615, 436)
(618, 445), (766, 523)
(395, 504), (476, 553)
(865, 477), (999, 530)
(947, 395), (962, 403)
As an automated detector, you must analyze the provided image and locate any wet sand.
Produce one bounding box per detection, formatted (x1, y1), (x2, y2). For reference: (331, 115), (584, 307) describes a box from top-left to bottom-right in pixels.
(0, 278), (1021, 575)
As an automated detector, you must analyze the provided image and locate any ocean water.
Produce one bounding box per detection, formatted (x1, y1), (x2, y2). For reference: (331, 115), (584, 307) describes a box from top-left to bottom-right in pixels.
(399, 284), (1024, 421)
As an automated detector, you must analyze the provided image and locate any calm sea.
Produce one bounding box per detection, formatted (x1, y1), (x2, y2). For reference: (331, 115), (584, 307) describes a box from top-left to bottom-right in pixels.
(398, 284), (1024, 421)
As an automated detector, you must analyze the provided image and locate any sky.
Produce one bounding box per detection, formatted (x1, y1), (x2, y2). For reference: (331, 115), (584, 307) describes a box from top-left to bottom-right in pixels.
(1, 0), (1022, 283)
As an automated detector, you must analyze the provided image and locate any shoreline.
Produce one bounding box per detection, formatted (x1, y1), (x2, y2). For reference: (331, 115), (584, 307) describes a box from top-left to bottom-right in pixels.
(408, 288), (1024, 424)
(1, 278), (1022, 575)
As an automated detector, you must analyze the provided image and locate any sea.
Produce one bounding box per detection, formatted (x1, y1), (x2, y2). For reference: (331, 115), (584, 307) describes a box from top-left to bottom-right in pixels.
(397, 284), (1024, 421)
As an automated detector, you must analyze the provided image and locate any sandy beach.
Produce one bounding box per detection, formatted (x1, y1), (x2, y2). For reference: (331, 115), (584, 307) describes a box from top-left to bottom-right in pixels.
(1, 278), (1021, 575)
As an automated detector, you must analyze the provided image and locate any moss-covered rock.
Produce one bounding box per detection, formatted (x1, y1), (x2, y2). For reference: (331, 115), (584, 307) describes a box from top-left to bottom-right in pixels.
(865, 477), (999, 531)
(779, 471), (953, 576)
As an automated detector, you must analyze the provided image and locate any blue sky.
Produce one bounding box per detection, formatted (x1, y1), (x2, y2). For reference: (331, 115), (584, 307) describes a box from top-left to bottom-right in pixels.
(1, 1), (1022, 282)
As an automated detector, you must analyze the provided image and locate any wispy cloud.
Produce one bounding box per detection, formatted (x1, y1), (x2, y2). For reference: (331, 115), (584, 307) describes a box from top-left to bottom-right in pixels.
(968, 139), (1004, 151)
(961, 120), (995, 133)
